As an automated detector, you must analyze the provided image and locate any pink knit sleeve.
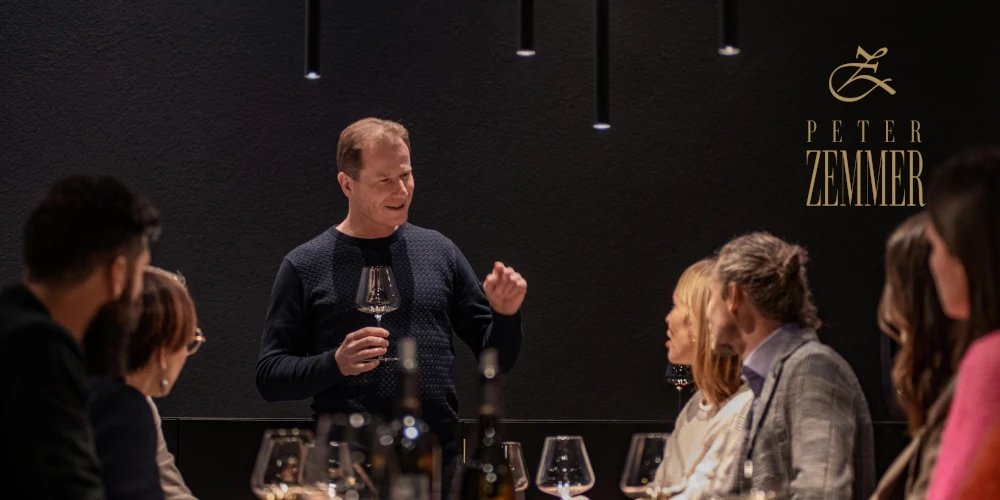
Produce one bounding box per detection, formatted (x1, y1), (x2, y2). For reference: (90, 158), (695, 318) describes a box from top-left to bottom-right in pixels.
(927, 331), (1000, 500)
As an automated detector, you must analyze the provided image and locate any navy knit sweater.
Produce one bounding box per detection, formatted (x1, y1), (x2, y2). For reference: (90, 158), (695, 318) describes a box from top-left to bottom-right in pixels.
(255, 223), (522, 443)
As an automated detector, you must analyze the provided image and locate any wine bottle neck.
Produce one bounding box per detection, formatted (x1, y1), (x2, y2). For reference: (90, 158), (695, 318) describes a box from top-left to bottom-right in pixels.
(480, 377), (500, 414)
(473, 379), (505, 449)
(397, 367), (421, 414)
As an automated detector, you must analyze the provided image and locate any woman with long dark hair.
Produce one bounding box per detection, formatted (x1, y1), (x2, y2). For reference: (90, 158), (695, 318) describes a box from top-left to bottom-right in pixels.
(871, 212), (960, 499)
(922, 147), (1000, 500)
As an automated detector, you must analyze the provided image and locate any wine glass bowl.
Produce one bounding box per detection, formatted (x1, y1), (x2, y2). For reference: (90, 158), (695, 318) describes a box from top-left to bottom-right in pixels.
(355, 266), (401, 362)
(620, 433), (670, 499)
(535, 435), (595, 498)
(250, 429), (316, 499)
(664, 363), (693, 392)
(665, 362), (694, 411)
(503, 441), (529, 492)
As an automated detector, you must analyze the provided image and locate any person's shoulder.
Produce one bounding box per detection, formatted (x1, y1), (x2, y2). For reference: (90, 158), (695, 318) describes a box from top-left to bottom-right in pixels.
(964, 330), (1000, 363)
(401, 223), (453, 245)
(724, 385), (754, 408)
(959, 330), (1000, 380)
(706, 386), (751, 423)
(285, 228), (338, 263)
(785, 336), (858, 383)
(0, 312), (82, 363)
(90, 378), (155, 423)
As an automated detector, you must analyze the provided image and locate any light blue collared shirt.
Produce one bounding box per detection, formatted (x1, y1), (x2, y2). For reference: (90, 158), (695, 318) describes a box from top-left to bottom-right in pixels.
(741, 323), (798, 399)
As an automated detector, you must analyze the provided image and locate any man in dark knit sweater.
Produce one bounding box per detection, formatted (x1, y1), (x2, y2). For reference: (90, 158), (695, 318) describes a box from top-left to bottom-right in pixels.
(255, 118), (527, 496)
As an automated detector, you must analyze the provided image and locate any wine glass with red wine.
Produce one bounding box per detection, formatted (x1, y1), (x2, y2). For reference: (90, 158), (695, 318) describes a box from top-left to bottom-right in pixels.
(665, 362), (693, 409)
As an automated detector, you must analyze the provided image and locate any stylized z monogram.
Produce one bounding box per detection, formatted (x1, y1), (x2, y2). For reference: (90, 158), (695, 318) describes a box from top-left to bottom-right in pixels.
(829, 46), (897, 102)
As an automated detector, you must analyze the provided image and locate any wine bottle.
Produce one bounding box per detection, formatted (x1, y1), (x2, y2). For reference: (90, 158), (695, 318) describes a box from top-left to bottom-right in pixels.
(387, 338), (442, 500)
(460, 348), (516, 500)
(369, 416), (396, 500)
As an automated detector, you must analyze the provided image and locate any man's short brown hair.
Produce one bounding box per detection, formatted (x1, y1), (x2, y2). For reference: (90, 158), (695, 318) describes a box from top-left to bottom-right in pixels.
(336, 118), (411, 179)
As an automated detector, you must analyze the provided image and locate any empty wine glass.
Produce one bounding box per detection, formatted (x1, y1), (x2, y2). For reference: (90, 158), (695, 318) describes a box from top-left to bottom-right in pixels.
(355, 266), (401, 362)
(665, 362), (693, 408)
(250, 428), (317, 499)
(503, 442), (529, 492)
(535, 436), (594, 498)
(620, 433), (670, 499)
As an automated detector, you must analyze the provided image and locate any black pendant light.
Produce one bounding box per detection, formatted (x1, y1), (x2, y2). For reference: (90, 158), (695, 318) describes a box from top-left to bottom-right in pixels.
(517, 0), (535, 56)
(305, 0), (322, 79)
(718, 0), (739, 56)
(594, 0), (610, 129)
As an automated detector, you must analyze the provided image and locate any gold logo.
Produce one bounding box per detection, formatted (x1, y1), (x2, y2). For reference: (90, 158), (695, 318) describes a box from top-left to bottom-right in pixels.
(829, 46), (896, 102)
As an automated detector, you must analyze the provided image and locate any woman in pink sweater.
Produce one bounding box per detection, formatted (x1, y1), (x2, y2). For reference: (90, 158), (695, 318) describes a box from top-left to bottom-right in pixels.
(924, 146), (1000, 500)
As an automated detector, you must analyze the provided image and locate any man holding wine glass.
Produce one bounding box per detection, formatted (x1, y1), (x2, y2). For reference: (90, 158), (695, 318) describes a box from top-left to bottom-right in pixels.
(256, 117), (527, 499)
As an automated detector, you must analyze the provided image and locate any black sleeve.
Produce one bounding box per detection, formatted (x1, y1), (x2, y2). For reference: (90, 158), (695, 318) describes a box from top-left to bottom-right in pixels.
(90, 385), (166, 500)
(448, 242), (523, 373)
(256, 257), (343, 401)
(16, 329), (106, 500)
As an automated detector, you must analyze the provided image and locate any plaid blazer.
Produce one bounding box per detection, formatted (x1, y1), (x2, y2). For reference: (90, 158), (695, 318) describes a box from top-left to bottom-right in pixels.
(724, 329), (876, 499)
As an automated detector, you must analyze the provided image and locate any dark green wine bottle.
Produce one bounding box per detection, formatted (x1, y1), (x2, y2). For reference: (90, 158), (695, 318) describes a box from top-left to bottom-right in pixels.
(388, 338), (442, 500)
(460, 349), (516, 500)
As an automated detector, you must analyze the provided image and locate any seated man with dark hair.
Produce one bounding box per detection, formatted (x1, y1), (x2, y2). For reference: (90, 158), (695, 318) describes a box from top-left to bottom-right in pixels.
(0, 175), (161, 500)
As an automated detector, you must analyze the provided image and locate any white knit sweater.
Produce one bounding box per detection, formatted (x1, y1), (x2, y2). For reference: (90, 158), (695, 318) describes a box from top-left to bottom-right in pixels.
(655, 384), (752, 500)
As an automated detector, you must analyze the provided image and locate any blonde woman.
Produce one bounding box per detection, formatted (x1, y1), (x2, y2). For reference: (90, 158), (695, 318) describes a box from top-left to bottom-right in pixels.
(655, 257), (752, 499)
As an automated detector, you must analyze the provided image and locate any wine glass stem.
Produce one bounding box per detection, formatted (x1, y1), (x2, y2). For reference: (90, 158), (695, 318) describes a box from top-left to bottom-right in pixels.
(677, 386), (682, 409)
(558, 484), (572, 500)
(374, 314), (382, 327)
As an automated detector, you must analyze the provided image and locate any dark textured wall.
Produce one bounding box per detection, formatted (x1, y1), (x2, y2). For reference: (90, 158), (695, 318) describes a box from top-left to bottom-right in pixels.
(2, 1), (998, 421)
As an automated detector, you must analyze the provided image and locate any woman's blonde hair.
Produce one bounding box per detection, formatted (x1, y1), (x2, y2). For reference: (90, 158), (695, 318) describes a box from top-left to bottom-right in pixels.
(674, 257), (742, 405)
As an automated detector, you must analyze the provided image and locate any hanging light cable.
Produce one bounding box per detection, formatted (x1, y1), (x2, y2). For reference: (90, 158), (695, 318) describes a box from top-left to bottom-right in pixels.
(517, 0), (535, 57)
(718, 0), (739, 56)
(594, 0), (610, 129)
(305, 0), (322, 79)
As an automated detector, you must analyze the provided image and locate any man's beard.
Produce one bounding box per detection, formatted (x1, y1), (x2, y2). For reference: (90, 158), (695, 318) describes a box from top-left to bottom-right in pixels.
(83, 281), (141, 378)
(710, 318), (742, 358)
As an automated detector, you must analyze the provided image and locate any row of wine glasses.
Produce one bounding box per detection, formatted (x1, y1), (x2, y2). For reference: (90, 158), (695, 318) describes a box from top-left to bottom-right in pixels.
(536, 434), (783, 500)
(252, 430), (780, 499)
(249, 432), (587, 499)
(251, 429), (529, 499)
(532, 434), (661, 499)
(250, 428), (363, 500)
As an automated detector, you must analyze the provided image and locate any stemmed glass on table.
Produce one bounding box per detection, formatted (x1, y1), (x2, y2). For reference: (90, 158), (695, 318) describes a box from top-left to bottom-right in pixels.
(665, 362), (693, 409)
(620, 432), (674, 500)
(535, 436), (594, 499)
(355, 266), (401, 363)
(503, 442), (530, 493)
(250, 429), (319, 499)
(251, 427), (368, 500)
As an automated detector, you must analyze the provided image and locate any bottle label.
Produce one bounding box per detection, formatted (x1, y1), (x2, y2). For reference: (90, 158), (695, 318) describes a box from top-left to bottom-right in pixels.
(391, 474), (430, 500)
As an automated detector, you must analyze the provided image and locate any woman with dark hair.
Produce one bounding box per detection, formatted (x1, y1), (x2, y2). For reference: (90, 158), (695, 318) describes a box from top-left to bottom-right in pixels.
(87, 267), (204, 500)
(922, 147), (1000, 500)
(871, 212), (960, 499)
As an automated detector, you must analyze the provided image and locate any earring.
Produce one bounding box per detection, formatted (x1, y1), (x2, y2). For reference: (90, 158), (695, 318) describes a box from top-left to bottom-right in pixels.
(160, 378), (169, 393)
